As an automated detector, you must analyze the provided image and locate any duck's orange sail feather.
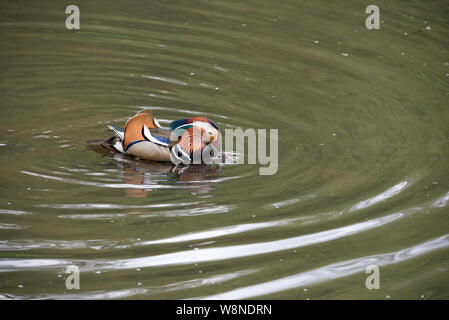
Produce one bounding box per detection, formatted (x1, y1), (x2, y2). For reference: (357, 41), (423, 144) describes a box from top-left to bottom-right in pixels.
(123, 110), (159, 150)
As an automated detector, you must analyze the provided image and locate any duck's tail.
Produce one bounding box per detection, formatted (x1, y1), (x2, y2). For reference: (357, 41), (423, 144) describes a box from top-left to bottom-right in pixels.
(87, 137), (125, 153)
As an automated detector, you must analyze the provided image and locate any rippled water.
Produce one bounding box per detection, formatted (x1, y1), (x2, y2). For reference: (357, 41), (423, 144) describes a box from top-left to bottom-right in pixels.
(1, 0), (449, 299)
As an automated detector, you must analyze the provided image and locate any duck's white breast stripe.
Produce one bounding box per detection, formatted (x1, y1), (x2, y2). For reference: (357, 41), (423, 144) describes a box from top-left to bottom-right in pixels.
(142, 125), (169, 147)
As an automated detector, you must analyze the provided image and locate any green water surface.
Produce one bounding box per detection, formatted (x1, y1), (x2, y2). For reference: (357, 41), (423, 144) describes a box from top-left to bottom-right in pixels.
(0, 0), (448, 299)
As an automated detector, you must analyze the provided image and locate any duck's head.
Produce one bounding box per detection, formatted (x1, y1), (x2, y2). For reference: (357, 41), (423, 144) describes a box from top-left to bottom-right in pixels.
(169, 117), (220, 165)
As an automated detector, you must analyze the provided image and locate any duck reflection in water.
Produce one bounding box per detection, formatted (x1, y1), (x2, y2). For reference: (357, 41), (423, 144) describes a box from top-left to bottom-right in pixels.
(87, 146), (222, 198)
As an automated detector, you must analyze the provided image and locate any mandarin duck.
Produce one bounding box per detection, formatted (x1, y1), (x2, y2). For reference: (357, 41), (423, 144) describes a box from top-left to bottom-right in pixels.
(89, 109), (220, 165)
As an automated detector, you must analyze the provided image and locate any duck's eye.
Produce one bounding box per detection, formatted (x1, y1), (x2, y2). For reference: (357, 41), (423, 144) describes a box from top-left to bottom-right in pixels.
(178, 151), (183, 157)
(208, 131), (213, 135)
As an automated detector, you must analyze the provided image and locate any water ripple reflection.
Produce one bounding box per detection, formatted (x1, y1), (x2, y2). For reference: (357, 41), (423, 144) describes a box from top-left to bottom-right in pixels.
(202, 235), (449, 299)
